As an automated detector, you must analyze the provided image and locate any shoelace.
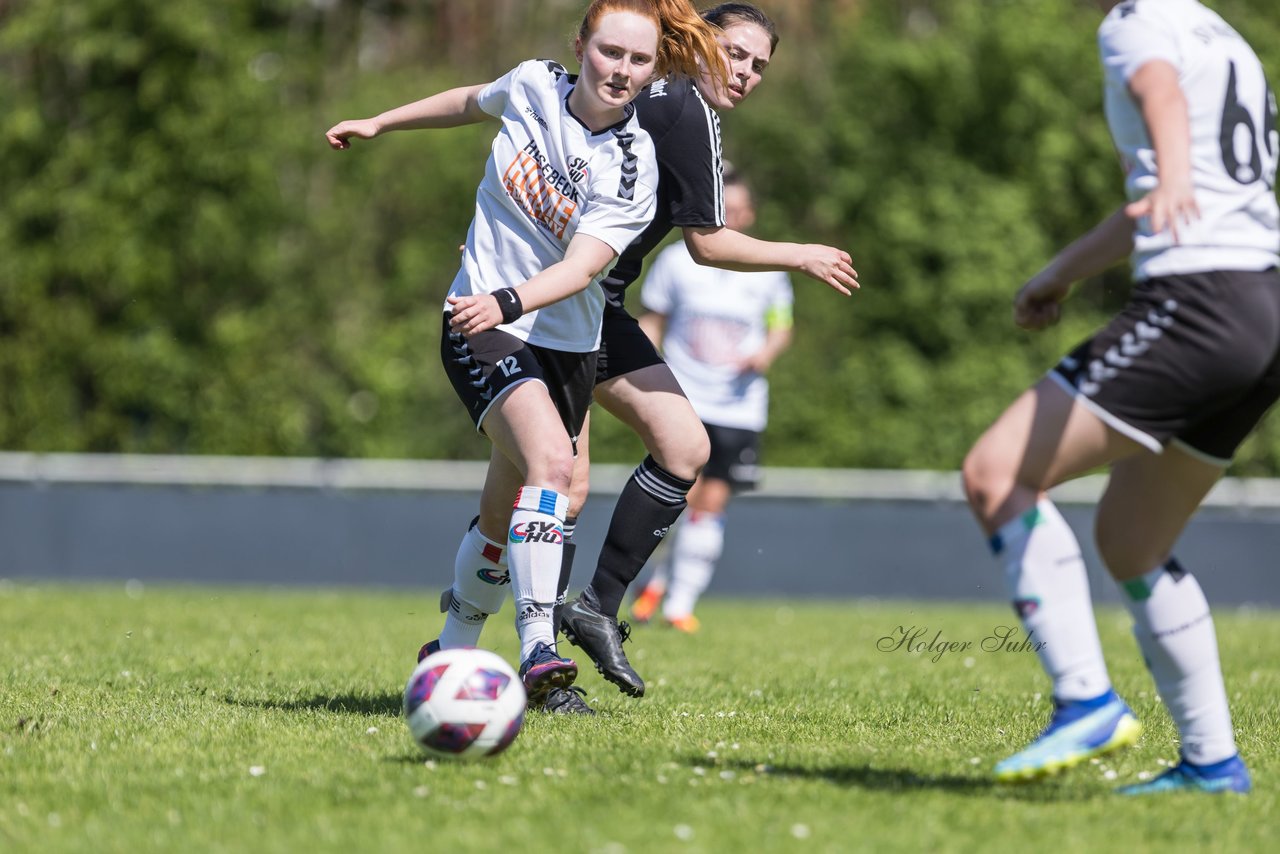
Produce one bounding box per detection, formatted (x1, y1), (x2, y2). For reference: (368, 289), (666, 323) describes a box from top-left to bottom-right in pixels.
(545, 685), (591, 712)
(616, 620), (632, 644)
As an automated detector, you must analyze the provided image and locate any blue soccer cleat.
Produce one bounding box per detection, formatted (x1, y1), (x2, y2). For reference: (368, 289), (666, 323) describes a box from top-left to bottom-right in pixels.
(518, 641), (578, 706)
(1116, 755), (1251, 796)
(995, 689), (1142, 782)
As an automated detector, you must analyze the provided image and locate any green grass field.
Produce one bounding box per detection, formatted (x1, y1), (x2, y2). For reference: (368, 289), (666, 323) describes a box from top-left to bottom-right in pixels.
(2, 582), (1275, 853)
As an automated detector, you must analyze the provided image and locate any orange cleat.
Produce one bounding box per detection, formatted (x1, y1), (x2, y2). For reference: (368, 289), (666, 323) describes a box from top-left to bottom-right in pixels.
(664, 614), (701, 634)
(630, 584), (663, 624)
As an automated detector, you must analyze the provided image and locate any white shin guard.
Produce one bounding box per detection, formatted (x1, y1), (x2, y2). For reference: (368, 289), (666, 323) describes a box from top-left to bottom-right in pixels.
(509, 486), (568, 661)
(663, 511), (724, 619)
(993, 499), (1112, 702)
(1120, 559), (1238, 765)
(438, 523), (509, 649)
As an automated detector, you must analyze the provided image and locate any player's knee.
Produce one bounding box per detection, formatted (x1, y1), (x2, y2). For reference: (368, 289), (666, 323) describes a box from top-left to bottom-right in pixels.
(653, 427), (709, 482)
(524, 448), (575, 495)
(1094, 517), (1156, 579)
(961, 440), (1012, 521)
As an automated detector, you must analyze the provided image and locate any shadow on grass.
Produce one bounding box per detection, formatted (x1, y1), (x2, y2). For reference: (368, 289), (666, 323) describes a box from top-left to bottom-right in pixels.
(225, 692), (403, 717)
(703, 757), (1100, 802)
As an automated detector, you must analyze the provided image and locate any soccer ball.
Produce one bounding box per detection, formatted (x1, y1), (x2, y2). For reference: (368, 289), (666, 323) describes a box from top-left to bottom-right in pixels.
(403, 647), (527, 759)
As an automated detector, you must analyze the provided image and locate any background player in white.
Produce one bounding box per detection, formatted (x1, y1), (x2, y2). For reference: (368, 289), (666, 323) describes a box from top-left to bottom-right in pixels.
(629, 168), (793, 632)
(325, 0), (727, 715)
(962, 0), (1277, 793)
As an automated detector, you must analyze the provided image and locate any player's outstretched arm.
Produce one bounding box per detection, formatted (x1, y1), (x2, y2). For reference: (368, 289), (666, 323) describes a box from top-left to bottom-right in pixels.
(682, 226), (858, 295)
(325, 83), (491, 149)
(447, 234), (618, 337)
(1123, 59), (1198, 242)
(1013, 207), (1135, 331)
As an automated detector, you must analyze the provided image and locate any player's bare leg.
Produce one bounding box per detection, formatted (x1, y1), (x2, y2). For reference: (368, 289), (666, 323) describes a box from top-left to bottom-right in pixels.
(963, 377), (1144, 780)
(1098, 448), (1249, 794)
(468, 383), (580, 705)
(562, 365), (708, 697)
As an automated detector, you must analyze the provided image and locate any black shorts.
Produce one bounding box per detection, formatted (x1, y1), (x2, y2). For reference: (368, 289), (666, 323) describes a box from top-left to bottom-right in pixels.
(440, 314), (597, 445)
(596, 302), (665, 385)
(1050, 268), (1280, 464)
(703, 422), (763, 492)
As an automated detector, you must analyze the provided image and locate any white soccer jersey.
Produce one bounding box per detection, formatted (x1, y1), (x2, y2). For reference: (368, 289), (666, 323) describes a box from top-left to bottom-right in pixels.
(1099, 0), (1279, 279)
(446, 60), (659, 352)
(641, 241), (793, 431)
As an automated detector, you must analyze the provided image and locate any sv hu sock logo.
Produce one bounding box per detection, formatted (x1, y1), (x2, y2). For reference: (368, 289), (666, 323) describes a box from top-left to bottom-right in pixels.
(509, 521), (564, 544)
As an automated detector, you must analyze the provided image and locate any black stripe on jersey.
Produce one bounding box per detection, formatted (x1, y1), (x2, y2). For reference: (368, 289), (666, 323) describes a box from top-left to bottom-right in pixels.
(613, 129), (638, 201)
(540, 60), (568, 78)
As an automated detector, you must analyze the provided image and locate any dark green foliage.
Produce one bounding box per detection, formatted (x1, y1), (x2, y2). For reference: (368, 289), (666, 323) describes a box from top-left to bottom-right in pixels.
(2, 0), (1278, 471)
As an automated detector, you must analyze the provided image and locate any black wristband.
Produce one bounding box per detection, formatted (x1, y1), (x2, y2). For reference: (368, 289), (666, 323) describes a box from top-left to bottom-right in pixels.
(493, 287), (523, 325)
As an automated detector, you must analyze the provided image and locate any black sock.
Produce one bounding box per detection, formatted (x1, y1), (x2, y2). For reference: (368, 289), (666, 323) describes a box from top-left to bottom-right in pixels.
(552, 519), (577, 637)
(588, 456), (694, 618)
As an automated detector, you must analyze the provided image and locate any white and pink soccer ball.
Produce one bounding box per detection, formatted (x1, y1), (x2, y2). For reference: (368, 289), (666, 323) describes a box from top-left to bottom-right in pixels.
(403, 648), (526, 759)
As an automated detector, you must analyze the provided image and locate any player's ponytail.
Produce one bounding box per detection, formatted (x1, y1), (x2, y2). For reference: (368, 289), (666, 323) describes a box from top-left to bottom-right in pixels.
(577, 0), (728, 88)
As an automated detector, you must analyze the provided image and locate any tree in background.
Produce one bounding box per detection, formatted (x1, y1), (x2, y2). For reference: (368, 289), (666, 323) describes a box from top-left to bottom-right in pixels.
(2, 0), (1278, 472)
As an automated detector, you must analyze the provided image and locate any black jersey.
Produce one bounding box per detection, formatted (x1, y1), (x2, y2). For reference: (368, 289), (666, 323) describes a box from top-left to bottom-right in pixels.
(601, 76), (725, 307)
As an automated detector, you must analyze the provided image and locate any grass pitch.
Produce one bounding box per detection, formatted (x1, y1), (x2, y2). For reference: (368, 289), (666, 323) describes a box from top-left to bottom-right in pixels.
(1, 582), (1275, 852)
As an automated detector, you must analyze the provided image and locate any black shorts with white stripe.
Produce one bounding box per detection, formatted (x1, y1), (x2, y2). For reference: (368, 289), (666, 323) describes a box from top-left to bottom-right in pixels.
(1050, 268), (1280, 464)
(439, 313), (596, 446)
(595, 302), (665, 385)
(703, 422), (763, 492)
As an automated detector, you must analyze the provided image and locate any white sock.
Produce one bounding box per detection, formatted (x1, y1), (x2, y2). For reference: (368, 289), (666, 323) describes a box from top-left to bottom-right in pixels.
(438, 523), (508, 649)
(647, 546), (672, 592)
(1119, 558), (1237, 765)
(992, 499), (1111, 702)
(663, 511), (724, 619)
(509, 486), (568, 662)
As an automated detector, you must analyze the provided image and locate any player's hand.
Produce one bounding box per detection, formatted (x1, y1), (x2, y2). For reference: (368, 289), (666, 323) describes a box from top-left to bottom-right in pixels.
(736, 348), (775, 375)
(447, 294), (504, 336)
(1013, 269), (1071, 331)
(1125, 178), (1199, 244)
(796, 244), (859, 296)
(325, 119), (381, 150)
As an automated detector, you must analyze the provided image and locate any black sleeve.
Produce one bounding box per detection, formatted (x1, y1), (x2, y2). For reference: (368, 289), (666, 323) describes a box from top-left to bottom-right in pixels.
(641, 82), (725, 230)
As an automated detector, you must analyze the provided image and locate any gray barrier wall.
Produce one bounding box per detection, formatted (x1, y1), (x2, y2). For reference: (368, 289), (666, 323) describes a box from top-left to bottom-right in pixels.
(2, 453), (1278, 606)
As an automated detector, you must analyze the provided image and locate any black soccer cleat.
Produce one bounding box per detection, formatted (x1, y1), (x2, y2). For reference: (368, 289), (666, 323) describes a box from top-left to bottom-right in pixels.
(560, 590), (645, 698)
(538, 686), (595, 715)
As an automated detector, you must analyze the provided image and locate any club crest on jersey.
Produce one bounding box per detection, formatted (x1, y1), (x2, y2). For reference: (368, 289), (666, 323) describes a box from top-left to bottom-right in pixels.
(566, 156), (589, 184)
(509, 521), (564, 544)
(502, 140), (581, 239)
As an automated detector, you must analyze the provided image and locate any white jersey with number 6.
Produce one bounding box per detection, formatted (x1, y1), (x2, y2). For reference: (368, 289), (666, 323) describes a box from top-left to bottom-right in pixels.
(1099, 0), (1279, 279)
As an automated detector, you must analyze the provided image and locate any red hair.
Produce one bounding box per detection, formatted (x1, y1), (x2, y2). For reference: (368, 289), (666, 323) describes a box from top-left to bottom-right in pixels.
(578, 0), (728, 87)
